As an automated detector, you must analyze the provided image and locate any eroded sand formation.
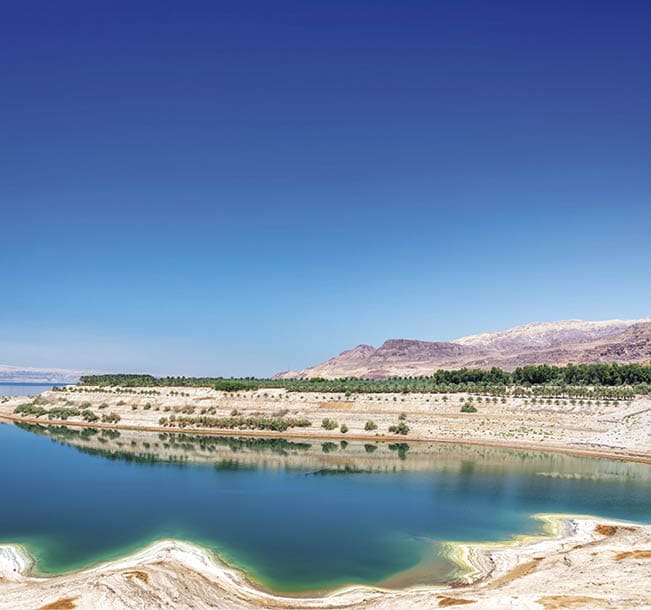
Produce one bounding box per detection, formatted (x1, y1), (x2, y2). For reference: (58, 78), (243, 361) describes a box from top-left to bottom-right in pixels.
(1, 517), (650, 609)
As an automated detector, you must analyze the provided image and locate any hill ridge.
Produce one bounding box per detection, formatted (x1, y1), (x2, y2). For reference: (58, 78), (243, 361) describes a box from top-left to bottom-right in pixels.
(275, 318), (651, 379)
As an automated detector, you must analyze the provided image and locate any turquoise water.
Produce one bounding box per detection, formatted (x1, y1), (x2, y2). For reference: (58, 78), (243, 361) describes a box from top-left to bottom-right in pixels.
(0, 422), (650, 592)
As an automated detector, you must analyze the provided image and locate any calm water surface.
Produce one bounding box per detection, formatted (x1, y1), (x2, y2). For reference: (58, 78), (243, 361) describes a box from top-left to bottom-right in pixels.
(0, 383), (67, 397)
(0, 423), (649, 592)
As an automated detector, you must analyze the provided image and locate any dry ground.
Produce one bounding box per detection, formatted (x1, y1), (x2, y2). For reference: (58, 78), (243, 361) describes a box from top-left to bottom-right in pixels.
(1, 386), (649, 462)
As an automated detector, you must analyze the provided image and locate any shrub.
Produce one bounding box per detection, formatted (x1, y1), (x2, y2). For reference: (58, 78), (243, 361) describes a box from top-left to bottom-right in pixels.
(81, 409), (99, 423)
(321, 418), (338, 431)
(164, 415), (311, 432)
(388, 422), (410, 435)
(101, 413), (121, 424)
(47, 407), (81, 420)
(398, 412), (407, 421)
(340, 423), (348, 433)
(13, 403), (48, 418)
(461, 402), (478, 413)
(364, 420), (378, 431)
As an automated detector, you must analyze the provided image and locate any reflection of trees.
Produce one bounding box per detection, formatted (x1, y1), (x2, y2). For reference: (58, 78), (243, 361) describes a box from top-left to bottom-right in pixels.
(12, 423), (651, 486)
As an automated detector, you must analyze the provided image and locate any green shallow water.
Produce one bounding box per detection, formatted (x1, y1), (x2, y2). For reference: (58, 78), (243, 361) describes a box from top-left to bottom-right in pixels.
(1, 422), (650, 592)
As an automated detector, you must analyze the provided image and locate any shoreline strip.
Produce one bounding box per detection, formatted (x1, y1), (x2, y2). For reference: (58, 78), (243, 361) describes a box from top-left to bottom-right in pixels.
(0, 513), (641, 602)
(2, 413), (650, 465)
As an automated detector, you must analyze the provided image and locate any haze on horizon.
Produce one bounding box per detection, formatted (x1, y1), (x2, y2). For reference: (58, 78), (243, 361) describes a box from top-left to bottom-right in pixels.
(2, 2), (651, 377)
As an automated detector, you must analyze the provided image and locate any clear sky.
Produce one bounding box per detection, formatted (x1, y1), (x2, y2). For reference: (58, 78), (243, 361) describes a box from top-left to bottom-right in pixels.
(1, 1), (650, 377)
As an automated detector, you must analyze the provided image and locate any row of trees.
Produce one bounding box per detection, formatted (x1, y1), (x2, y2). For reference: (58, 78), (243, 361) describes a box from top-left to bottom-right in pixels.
(158, 414), (312, 432)
(511, 363), (651, 386)
(80, 363), (651, 395)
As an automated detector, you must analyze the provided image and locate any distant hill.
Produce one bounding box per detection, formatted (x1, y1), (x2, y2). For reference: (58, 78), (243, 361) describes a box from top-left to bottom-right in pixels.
(0, 364), (84, 384)
(275, 318), (651, 379)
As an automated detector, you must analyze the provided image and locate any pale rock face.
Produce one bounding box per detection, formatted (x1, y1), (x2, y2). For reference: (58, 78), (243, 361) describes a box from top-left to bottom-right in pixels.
(455, 318), (651, 350)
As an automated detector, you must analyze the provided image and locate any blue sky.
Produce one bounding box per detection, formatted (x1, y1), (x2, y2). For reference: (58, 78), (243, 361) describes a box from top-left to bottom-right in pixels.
(1, 1), (650, 376)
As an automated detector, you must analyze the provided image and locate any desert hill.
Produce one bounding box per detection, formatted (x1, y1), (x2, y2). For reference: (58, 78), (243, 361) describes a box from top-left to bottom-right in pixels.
(275, 318), (651, 379)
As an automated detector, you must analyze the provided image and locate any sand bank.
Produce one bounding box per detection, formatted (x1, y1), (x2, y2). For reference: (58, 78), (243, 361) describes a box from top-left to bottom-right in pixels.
(1, 515), (650, 609)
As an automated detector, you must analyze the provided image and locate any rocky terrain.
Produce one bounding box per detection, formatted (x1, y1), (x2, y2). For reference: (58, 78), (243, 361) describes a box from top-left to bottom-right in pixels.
(276, 318), (651, 379)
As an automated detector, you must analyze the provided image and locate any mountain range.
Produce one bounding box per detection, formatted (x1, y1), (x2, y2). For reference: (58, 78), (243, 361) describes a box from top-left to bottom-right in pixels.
(275, 318), (651, 379)
(0, 364), (84, 384)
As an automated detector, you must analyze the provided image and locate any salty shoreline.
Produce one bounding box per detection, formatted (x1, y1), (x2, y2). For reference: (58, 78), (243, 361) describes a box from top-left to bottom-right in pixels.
(1, 514), (650, 609)
(2, 411), (650, 465)
(1, 385), (650, 465)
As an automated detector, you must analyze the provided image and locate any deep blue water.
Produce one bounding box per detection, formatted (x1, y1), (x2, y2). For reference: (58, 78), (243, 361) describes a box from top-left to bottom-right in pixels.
(0, 423), (649, 592)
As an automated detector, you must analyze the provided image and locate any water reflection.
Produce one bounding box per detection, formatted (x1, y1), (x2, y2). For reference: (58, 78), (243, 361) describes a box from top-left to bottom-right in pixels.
(1, 422), (650, 592)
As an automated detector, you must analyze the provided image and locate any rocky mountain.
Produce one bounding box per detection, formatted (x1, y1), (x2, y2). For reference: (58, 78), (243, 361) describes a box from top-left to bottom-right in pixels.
(456, 318), (646, 350)
(275, 318), (651, 379)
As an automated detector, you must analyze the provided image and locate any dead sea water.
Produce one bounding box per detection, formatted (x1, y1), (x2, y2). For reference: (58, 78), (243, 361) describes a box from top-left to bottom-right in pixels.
(0, 422), (649, 593)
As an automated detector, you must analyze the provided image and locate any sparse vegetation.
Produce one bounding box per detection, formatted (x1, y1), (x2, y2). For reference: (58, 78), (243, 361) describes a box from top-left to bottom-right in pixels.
(13, 403), (47, 418)
(82, 409), (99, 423)
(388, 422), (410, 435)
(47, 407), (81, 420)
(101, 413), (121, 424)
(160, 415), (311, 432)
(321, 418), (338, 431)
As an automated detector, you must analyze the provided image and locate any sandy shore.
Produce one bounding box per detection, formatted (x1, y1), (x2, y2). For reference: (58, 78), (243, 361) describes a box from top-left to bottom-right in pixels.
(1, 515), (650, 609)
(1, 386), (650, 464)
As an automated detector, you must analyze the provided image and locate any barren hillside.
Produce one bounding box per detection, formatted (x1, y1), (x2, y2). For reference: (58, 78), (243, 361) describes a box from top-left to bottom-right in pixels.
(276, 318), (651, 379)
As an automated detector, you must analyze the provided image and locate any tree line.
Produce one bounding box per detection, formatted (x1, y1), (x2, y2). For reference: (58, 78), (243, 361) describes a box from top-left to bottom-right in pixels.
(79, 363), (651, 395)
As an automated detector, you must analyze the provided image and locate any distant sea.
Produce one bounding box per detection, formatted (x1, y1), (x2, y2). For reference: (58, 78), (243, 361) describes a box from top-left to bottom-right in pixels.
(0, 382), (68, 397)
